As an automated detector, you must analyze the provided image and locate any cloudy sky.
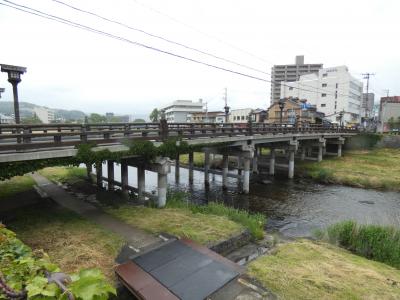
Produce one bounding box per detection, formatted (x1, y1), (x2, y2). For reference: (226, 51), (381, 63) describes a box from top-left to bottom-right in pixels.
(0, 0), (399, 119)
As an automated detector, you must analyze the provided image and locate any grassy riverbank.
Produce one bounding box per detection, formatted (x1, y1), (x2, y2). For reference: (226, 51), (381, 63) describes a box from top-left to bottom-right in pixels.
(38, 166), (87, 184)
(297, 148), (400, 191)
(105, 198), (265, 245)
(0, 175), (35, 199)
(7, 202), (124, 281)
(248, 239), (400, 299)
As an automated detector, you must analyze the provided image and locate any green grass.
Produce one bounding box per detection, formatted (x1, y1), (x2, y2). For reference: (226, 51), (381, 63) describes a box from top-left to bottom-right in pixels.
(316, 221), (400, 269)
(8, 202), (124, 281)
(105, 205), (245, 246)
(166, 194), (266, 240)
(296, 148), (400, 191)
(0, 175), (35, 199)
(38, 166), (88, 184)
(179, 152), (205, 167)
(248, 239), (400, 300)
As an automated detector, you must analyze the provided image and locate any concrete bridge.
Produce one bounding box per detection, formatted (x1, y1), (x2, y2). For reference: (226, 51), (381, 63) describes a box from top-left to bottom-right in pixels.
(0, 122), (357, 206)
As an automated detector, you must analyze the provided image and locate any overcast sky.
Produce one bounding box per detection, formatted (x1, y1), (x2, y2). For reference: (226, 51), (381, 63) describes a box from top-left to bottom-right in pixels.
(0, 0), (399, 118)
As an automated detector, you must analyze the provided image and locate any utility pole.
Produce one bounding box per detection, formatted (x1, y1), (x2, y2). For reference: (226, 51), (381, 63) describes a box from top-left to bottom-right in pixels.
(205, 101), (208, 123)
(362, 72), (375, 128)
(223, 87), (229, 123)
(383, 89), (390, 98)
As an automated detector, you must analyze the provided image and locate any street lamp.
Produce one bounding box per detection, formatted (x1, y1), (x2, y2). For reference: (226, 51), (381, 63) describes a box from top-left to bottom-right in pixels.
(1, 64), (27, 124)
(278, 98), (285, 124)
(0, 88), (4, 124)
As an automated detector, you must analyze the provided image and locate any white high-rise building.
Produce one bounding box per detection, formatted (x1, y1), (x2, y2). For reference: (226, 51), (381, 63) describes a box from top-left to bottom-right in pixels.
(33, 107), (55, 124)
(280, 66), (363, 125)
(161, 99), (204, 123)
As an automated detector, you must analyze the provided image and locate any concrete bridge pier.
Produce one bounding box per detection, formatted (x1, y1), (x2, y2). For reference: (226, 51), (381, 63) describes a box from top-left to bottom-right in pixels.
(317, 138), (326, 162)
(300, 147), (306, 161)
(243, 157), (251, 194)
(222, 153), (229, 190)
(121, 160), (129, 198)
(137, 165), (145, 201)
(95, 161), (102, 188)
(175, 152), (180, 183)
(252, 147), (259, 174)
(154, 157), (170, 207)
(204, 149), (210, 187)
(188, 151), (194, 184)
(237, 156), (242, 176)
(269, 148), (276, 176)
(107, 160), (115, 191)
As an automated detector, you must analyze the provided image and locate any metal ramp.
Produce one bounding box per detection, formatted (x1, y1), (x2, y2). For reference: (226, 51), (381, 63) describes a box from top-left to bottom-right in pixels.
(115, 239), (244, 300)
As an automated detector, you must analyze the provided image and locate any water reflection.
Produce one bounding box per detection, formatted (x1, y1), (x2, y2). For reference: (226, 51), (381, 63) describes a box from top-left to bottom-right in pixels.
(101, 163), (400, 238)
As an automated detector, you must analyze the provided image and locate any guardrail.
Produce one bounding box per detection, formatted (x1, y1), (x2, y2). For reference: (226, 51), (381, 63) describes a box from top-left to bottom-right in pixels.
(0, 122), (357, 151)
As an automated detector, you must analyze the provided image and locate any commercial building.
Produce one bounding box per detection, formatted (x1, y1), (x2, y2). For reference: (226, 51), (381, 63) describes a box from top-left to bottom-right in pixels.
(266, 98), (324, 124)
(378, 96), (400, 132)
(229, 108), (253, 123)
(361, 93), (375, 120)
(0, 113), (14, 124)
(162, 99), (204, 123)
(33, 106), (55, 124)
(189, 111), (225, 123)
(280, 66), (363, 125)
(270, 55), (323, 104)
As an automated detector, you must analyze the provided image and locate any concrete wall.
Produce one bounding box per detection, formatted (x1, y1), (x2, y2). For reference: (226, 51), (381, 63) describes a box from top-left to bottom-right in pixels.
(376, 135), (400, 148)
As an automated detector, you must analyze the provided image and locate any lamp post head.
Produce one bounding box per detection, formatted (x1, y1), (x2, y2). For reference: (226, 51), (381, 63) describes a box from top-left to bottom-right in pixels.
(278, 98), (285, 110)
(1, 64), (27, 84)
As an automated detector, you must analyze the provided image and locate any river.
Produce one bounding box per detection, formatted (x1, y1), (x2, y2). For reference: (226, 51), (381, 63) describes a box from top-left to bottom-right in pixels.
(103, 163), (400, 238)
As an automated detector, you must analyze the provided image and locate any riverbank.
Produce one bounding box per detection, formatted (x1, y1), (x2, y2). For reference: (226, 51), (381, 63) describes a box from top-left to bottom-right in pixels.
(248, 239), (400, 299)
(296, 148), (400, 191)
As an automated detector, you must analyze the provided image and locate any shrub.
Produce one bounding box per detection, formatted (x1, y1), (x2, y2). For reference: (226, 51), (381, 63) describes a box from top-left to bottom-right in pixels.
(0, 224), (116, 300)
(318, 221), (400, 269)
(166, 192), (266, 240)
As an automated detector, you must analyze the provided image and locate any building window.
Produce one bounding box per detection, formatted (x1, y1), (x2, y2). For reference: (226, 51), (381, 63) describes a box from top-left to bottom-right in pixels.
(336, 83), (338, 88)
(321, 104), (326, 107)
(289, 87), (293, 90)
(321, 93), (327, 97)
(335, 91), (338, 99)
(322, 73), (328, 77)
(322, 83), (327, 87)
(241, 116), (245, 120)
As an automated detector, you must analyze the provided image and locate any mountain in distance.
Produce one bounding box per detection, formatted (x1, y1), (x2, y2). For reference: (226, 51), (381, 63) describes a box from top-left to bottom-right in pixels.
(0, 101), (86, 121)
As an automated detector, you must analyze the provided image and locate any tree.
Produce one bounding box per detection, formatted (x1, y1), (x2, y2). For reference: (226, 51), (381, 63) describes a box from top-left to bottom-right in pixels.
(21, 114), (42, 124)
(149, 108), (159, 122)
(88, 113), (107, 124)
(133, 118), (146, 123)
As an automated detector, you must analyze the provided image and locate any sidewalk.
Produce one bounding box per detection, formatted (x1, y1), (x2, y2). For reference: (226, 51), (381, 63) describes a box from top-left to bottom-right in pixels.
(31, 173), (160, 250)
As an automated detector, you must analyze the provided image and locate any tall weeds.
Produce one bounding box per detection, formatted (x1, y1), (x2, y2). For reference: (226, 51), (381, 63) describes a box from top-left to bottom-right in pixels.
(317, 221), (400, 268)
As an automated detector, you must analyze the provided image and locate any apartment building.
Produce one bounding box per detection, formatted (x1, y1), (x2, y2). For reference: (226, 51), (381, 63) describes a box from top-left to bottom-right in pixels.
(229, 108), (253, 123)
(270, 55), (323, 104)
(33, 106), (55, 124)
(189, 111), (225, 123)
(378, 96), (400, 132)
(280, 66), (363, 125)
(0, 113), (14, 124)
(161, 99), (204, 123)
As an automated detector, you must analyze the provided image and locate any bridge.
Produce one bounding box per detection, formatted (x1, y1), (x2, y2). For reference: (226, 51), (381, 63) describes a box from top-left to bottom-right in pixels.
(0, 121), (357, 207)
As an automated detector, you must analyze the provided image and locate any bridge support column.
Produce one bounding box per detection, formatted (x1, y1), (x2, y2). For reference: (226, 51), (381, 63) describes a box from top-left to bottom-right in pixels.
(300, 147), (306, 161)
(175, 152), (180, 183)
(269, 148), (275, 176)
(318, 146), (323, 162)
(338, 144), (342, 157)
(243, 157), (251, 194)
(252, 148), (259, 174)
(237, 156), (242, 176)
(121, 160), (129, 198)
(188, 151), (194, 184)
(154, 157), (170, 208)
(107, 160), (114, 191)
(86, 163), (93, 183)
(288, 150), (295, 179)
(204, 150), (210, 187)
(307, 147), (312, 157)
(222, 154), (228, 190)
(95, 162), (102, 188)
(138, 165), (145, 201)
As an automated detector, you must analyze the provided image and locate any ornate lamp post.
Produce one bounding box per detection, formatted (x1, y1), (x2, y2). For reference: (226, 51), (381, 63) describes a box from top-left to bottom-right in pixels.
(278, 98), (285, 124)
(0, 88), (4, 124)
(1, 64), (27, 124)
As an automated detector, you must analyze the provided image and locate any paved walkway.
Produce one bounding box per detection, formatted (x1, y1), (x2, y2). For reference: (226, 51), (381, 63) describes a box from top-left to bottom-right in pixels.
(31, 173), (160, 250)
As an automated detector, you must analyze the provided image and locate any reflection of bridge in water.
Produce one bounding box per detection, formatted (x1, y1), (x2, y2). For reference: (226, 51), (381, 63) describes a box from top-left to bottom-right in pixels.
(0, 122), (357, 207)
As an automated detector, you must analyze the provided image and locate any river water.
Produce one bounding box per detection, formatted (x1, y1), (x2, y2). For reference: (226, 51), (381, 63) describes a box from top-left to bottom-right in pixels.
(103, 163), (400, 238)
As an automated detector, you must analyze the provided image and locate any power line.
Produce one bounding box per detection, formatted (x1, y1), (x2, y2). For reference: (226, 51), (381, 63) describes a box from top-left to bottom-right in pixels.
(50, 0), (271, 76)
(130, 0), (275, 66)
(0, 0), (354, 99)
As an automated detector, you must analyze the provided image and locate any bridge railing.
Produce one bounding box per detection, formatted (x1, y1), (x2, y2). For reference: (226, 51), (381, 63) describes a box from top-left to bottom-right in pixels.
(0, 122), (357, 151)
